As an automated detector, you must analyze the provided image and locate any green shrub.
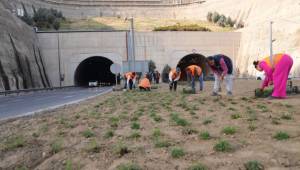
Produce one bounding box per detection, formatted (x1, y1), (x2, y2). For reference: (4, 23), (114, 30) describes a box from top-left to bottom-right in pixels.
(281, 113), (292, 120)
(273, 131), (290, 140)
(51, 139), (63, 154)
(152, 128), (162, 138)
(131, 122), (140, 130)
(154, 24), (211, 32)
(203, 118), (213, 125)
(4, 135), (26, 150)
(116, 163), (142, 170)
(244, 160), (264, 170)
(248, 124), (257, 131)
(222, 126), (237, 135)
(188, 163), (208, 170)
(104, 130), (114, 139)
(129, 131), (141, 139)
(154, 139), (171, 148)
(86, 139), (100, 153)
(82, 129), (95, 138)
(199, 131), (211, 140)
(65, 160), (73, 170)
(170, 113), (190, 126)
(171, 147), (185, 158)
(114, 142), (130, 156)
(214, 140), (232, 152)
(231, 114), (241, 119)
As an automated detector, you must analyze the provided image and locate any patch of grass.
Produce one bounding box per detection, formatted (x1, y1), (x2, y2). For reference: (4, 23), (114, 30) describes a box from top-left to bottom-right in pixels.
(15, 166), (28, 170)
(182, 127), (198, 135)
(281, 113), (292, 120)
(129, 131), (141, 139)
(170, 113), (190, 126)
(244, 160), (264, 170)
(152, 128), (162, 138)
(86, 139), (101, 153)
(222, 126), (237, 135)
(51, 139), (63, 154)
(75, 113), (80, 119)
(188, 163), (208, 170)
(219, 102), (226, 107)
(109, 116), (120, 128)
(231, 114), (241, 119)
(114, 142), (130, 157)
(82, 129), (95, 138)
(131, 122), (141, 130)
(214, 140), (232, 152)
(189, 111), (196, 115)
(273, 131), (290, 140)
(154, 139), (172, 148)
(65, 160), (73, 170)
(153, 115), (163, 122)
(199, 131), (211, 140)
(104, 130), (114, 139)
(203, 118), (213, 125)
(285, 104), (293, 108)
(171, 147), (185, 158)
(4, 135), (26, 150)
(116, 163), (142, 170)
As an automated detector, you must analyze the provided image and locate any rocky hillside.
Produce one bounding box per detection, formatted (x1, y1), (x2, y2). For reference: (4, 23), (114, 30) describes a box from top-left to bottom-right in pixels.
(0, 1), (51, 91)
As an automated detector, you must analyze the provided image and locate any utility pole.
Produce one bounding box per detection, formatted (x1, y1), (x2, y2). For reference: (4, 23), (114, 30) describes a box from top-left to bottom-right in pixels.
(57, 32), (62, 87)
(128, 17), (136, 72)
(270, 21), (274, 67)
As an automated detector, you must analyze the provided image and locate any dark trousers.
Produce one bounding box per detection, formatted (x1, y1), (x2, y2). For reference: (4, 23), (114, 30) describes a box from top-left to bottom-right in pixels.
(169, 81), (177, 91)
(124, 79), (133, 90)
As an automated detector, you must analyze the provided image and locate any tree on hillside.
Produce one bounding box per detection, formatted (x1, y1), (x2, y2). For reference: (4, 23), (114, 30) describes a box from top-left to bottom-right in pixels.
(212, 12), (220, 23)
(162, 64), (171, 83)
(148, 60), (156, 73)
(207, 12), (213, 22)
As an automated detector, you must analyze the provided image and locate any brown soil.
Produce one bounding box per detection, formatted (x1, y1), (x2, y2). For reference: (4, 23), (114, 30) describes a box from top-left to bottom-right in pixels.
(0, 80), (300, 170)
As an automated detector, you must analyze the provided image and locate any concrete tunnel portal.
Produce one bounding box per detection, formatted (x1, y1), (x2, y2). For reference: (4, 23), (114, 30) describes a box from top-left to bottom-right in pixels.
(176, 53), (209, 81)
(74, 56), (115, 86)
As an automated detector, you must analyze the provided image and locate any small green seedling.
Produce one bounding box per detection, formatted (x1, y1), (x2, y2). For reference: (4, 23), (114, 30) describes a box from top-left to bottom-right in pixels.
(274, 131), (290, 140)
(51, 139), (63, 154)
(199, 131), (211, 140)
(152, 128), (162, 138)
(231, 114), (241, 119)
(214, 140), (232, 152)
(154, 139), (171, 148)
(248, 124), (257, 131)
(171, 147), (185, 158)
(188, 163), (208, 170)
(114, 142), (130, 157)
(222, 126), (237, 135)
(116, 163), (142, 170)
(244, 160), (264, 170)
(86, 139), (100, 153)
(104, 130), (114, 139)
(131, 122), (140, 129)
(129, 131), (141, 139)
(281, 113), (292, 120)
(82, 129), (95, 138)
(203, 118), (213, 125)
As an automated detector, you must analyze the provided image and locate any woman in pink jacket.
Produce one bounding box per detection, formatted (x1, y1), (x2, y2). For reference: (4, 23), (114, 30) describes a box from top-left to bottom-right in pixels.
(253, 53), (293, 99)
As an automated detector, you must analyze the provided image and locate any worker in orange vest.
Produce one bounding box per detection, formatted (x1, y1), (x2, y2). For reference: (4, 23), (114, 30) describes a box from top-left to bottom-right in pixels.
(185, 65), (204, 91)
(169, 67), (181, 91)
(138, 75), (151, 91)
(124, 72), (136, 90)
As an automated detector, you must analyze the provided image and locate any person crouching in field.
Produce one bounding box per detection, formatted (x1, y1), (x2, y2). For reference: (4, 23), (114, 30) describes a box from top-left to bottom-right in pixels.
(124, 72), (136, 90)
(185, 65), (204, 92)
(139, 75), (151, 91)
(169, 67), (181, 91)
(253, 53), (293, 99)
(207, 54), (234, 96)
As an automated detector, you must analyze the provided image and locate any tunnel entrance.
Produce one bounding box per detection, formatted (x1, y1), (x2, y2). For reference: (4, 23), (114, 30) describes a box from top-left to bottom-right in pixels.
(74, 56), (115, 86)
(176, 53), (208, 81)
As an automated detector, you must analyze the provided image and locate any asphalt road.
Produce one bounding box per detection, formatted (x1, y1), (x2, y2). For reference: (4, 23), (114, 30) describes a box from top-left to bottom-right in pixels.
(0, 87), (112, 120)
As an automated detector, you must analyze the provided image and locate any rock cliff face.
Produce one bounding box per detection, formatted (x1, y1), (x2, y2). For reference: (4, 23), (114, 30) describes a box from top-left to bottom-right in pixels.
(0, 1), (51, 91)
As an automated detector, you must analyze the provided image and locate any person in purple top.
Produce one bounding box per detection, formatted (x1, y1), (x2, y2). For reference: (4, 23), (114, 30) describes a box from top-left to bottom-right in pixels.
(206, 54), (234, 96)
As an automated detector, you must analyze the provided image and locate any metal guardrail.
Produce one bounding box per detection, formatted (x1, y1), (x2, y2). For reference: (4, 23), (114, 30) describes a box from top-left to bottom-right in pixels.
(0, 86), (75, 96)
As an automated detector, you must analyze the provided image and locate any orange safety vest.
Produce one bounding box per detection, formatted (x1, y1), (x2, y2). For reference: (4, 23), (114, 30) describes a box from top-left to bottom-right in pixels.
(139, 78), (151, 88)
(125, 72), (134, 80)
(262, 54), (284, 68)
(170, 69), (181, 80)
(186, 65), (202, 76)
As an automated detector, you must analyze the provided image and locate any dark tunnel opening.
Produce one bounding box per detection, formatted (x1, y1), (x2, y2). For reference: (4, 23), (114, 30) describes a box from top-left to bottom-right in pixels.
(176, 53), (209, 81)
(74, 56), (115, 87)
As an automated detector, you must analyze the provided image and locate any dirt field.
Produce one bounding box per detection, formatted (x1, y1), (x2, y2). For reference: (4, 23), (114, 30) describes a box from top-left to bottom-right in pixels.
(0, 80), (300, 170)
